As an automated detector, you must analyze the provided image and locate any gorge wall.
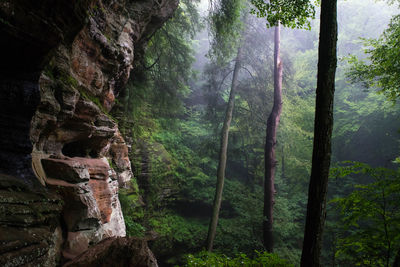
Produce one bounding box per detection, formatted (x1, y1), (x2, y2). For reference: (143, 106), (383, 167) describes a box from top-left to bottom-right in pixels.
(0, 0), (178, 265)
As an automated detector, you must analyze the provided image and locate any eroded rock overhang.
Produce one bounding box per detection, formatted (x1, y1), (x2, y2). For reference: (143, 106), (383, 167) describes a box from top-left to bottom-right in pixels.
(0, 0), (178, 265)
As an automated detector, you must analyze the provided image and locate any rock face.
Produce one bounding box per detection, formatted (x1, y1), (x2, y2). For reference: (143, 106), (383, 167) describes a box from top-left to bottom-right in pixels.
(0, 174), (63, 267)
(0, 0), (178, 265)
(0, 0), (95, 182)
(63, 237), (158, 267)
(41, 156), (126, 260)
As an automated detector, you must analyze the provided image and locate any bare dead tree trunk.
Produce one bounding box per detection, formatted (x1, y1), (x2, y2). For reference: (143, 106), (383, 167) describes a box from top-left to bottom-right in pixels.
(263, 22), (282, 253)
(300, 1), (337, 266)
(206, 45), (243, 252)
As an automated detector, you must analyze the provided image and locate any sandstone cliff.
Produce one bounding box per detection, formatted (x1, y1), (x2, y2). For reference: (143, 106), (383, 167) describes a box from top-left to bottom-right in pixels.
(0, 0), (178, 265)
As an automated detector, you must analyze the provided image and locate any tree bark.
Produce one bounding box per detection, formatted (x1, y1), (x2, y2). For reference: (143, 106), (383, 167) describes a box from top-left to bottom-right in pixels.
(263, 22), (283, 253)
(206, 45), (243, 252)
(300, 1), (337, 266)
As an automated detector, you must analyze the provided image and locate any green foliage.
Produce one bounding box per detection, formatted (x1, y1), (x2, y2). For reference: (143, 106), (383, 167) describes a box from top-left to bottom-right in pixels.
(183, 251), (293, 267)
(332, 80), (400, 165)
(107, 158), (114, 169)
(278, 95), (314, 187)
(208, 0), (245, 63)
(122, 0), (201, 124)
(150, 214), (208, 255)
(124, 215), (146, 237)
(116, 1), (400, 266)
(250, 0), (316, 29)
(119, 187), (146, 237)
(346, 14), (400, 101)
(272, 176), (305, 263)
(330, 162), (400, 266)
(148, 117), (267, 257)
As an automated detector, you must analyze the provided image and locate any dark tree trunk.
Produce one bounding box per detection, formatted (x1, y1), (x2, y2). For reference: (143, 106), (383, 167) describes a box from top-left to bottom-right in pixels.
(263, 22), (283, 253)
(300, 1), (337, 266)
(206, 46), (243, 252)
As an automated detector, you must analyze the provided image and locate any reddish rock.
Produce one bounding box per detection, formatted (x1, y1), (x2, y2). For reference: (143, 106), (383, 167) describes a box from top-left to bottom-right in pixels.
(84, 158), (110, 180)
(74, 99), (102, 122)
(110, 132), (132, 187)
(89, 179), (113, 223)
(42, 158), (90, 183)
(42, 156), (125, 260)
(63, 237), (158, 267)
(42, 157), (111, 181)
(0, 0), (178, 265)
(62, 230), (100, 260)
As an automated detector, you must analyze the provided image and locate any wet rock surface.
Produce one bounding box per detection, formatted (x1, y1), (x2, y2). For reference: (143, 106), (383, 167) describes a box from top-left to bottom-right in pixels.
(0, 174), (63, 267)
(63, 237), (158, 267)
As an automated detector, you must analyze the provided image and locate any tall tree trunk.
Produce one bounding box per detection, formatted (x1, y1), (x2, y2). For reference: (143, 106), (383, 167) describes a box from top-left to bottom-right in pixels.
(263, 22), (283, 253)
(206, 45), (243, 252)
(300, 1), (337, 266)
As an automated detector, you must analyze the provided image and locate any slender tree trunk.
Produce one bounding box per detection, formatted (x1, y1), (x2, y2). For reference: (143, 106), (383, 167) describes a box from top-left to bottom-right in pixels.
(206, 45), (243, 252)
(300, 1), (337, 266)
(263, 22), (283, 253)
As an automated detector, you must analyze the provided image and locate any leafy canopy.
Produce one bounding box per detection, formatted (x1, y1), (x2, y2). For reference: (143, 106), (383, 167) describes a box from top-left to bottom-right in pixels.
(331, 162), (400, 266)
(250, 0), (317, 29)
(347, 14), (400, 101)
(208, 0), (245, 63)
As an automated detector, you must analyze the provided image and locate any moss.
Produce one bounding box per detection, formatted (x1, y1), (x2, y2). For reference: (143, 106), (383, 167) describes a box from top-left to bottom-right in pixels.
(77, 88), (117, 121)
(43, 60), (118, 122)
(42, 63), (79, 89)
(60, 74), (79, 88)
(104, 32), (112, 42)
(107, 158), (114, 169)
(79, 89), (105, 110)
(119, 184), (147, 237)
(43, 66), (55, 80)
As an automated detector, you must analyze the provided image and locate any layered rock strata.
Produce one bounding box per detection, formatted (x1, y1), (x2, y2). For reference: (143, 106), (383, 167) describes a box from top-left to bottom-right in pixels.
(0, 0), (178, 265)
(64, 237), (158, 267)
(0, 174), (63, 267)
